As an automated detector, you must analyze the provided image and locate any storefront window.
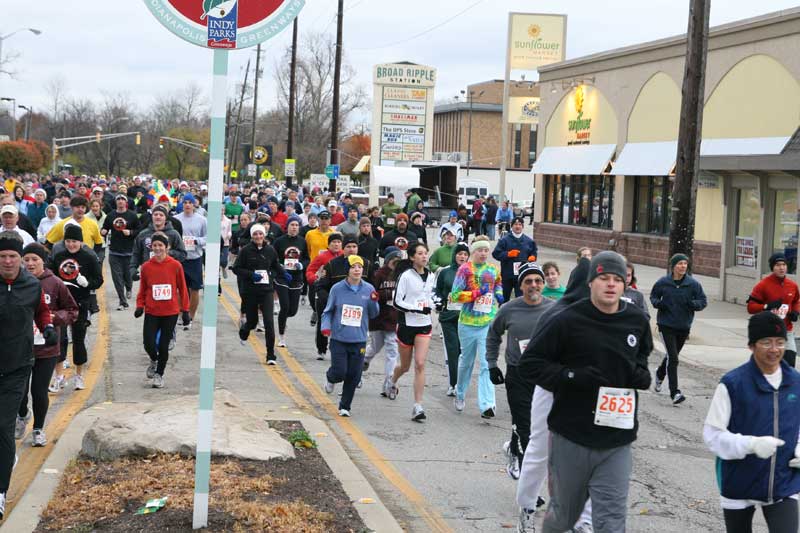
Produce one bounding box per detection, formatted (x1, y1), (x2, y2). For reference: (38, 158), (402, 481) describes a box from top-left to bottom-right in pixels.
(735, 189), (760, 268)
(632, 176), (672, 234)
(544, 175), (613, 228)
(773, 190), (799, 274)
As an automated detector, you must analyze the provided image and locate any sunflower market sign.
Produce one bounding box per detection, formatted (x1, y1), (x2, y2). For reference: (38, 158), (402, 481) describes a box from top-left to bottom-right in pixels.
(144, 0), (304, 49)
(509, 13), (567, 71)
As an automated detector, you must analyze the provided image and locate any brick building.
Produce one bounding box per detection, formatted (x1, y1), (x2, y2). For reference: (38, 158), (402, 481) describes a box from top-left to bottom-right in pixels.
(432, 80), (540, 170)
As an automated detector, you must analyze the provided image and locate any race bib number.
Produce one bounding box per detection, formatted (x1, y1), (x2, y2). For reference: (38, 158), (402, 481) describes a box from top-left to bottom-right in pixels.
(152, 284), (172, 301)
(341, 304), (363, 327)
(231, 214), (239, 224)
(183, 236), (196, 251)
(473, 293), (493, 314)
(284, 258), (299, 270)
(448, 301), (463, 311)
(254, 270), (270, 284)
(594, 387), (636, 429)
(33, 323), (45, 346)
(149, 251), (155, 259)
(513, 262), (522, 276)
(415, 298), (427, 311)
(518, 339), (529, 353)
(387, 217), (395, 226)
(779, 304), (789, 320)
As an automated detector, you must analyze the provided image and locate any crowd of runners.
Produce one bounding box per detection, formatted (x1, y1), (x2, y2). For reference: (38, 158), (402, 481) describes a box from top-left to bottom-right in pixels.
(2, 168), (800, 532)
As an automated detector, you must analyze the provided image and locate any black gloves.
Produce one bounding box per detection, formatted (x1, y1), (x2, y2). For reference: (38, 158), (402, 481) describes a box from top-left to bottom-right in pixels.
(182, 311), (191, 326)
(562, 366), (610, 389)
(766, 299), (783, 311)
(132, 272), (140, 282)
(630, 367), (652, 390)
(420, 307), (431, 315)
(489, 367), (505, 385)
(134, 307), (144, 318)
(43, 325), (58, 346)
(790, 311), (799, 322)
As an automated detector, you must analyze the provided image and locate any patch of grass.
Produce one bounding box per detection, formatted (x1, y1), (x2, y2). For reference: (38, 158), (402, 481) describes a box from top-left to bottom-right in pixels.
(287, 429), (317, 449)
(39, 454), (332, 532)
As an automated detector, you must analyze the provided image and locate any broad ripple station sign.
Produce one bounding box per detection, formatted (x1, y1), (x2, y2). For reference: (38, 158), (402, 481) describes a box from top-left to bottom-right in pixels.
(144, 0), (304, 49)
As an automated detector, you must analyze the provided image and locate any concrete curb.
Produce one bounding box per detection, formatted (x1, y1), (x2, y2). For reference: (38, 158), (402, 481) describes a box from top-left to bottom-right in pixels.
(1, 405), (403, 533)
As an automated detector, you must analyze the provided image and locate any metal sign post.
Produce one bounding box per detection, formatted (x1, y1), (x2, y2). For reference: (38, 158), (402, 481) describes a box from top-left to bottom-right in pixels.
(141, 1), (304, 529)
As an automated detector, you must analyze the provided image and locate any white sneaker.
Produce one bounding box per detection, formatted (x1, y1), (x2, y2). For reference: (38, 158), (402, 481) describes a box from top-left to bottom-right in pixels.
(49, 374), (65, 393)
(571, 523), (594, 533)
(153, 374), (165, 388)
(517, 507), (536, 533)
(316, 352), (325, 361)
(338, 409), (350, 417)
(169, 328), (176, 351)
(446, 386), (456, 397)
(503, 441), (521, 480)
(381, 376), (393, 398)
(412, 404), (426, 422)
(324, 380), (335, 394)
(454, 397), (465, 412)
(63, 360), (70, 370)
(146, 360), (157, 379)
(74, 374), (85, 390)
(15, 412), (31, 440)
(277, 335), (286, 347)
(32, 429), (47, 447)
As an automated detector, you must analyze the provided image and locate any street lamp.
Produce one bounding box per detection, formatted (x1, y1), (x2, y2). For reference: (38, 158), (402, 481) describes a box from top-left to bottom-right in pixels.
(0, 97), (16, 140)
(0, 28), (43, 73)
(17, 104), (32, 141)
(460, 89), (484, 176)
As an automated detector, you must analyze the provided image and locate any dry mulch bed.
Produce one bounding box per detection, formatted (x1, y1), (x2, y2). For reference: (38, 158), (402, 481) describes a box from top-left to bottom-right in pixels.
(35, 421), (369, 532)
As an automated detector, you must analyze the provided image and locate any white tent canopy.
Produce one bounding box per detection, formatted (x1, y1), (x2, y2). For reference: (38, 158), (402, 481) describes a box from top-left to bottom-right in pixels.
(530, 144), (616, 175)
(372, 165), (421, 188)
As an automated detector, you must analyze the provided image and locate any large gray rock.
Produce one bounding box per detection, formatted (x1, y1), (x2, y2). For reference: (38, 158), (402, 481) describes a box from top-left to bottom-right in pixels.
(81, 390), (295, 461)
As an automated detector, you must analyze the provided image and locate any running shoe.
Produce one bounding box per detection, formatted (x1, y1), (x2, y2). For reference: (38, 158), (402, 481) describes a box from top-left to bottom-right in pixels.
(153, 374), (165, 388)
(146, 360), (157, 379)
(537, 496), (546, 509)
(116, 303), (126, 311)
(15, 412), (31, 440)
(381, 376), (392, 398)
(310, 311), (317, 327)
(32, 429), (47, 447)
(126, 289), (133, 300)
(412, 404), (426, 422)
(169, 328), (177, 351)
(672, 391), (686, 405)
(0, 492), (5, 520)
(338, 409), (350, 417)
(277, 335), (286, 348)
(503, 441), (520, 480)
(300, 295), (306, 306)
(387, 382), (399, 401)
(222, 268), (228, 279)
(446, 386), (456, 397)
(183, 320), (192, 331)
(324, 380), (335, 394)
(122, 302), (130, 309)
(74, 374), (86, 390)
(356, 379), (362, 389)
(49, 375), (65, 393)
(363, 361), (370, 372)
(316, 352), (325, 361)
(654, 375), (664, 393)
(63, 360), (70, 369)
(517, 507), (536, 533)
(256, 322), (265, 333)
(571, 523), (594, 533)
(266, 354), (277, 366)
(481, 407), (496, 419)
(454, 397), (465, 412)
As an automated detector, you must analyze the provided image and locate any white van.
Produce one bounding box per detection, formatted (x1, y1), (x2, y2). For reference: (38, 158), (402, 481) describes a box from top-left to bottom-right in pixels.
(458, 179), (489, 209)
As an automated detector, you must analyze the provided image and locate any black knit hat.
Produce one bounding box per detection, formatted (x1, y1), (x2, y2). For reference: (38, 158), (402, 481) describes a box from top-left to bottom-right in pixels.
(518, 262), (545, 288)
(64, 223), (83, 242)
(670, 253), (690, 271)
(342, 236), (358, 247)
(748, 311), (787, 345)
(588, 251), (627, 283)
(0, 231), (23, 255)
(453, 242), (470, 258)
(769, 252), (787, 270)
(327, 232), (343, 244)
(150, 232), (169, 247)
(22, 243), (49, 262)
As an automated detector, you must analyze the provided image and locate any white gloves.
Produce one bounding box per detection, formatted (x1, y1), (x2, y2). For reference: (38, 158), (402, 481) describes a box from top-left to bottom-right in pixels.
(789, 443), (800, 468)
(749, 436), (785, 459)
(76, 275), (89, 288)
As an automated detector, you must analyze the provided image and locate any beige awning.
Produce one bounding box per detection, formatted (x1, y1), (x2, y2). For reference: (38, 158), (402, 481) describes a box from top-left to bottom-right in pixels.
(352, 155), (370, 173)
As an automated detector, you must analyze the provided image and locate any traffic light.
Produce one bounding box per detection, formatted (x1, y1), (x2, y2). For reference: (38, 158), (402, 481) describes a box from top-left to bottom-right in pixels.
(201, 143), (208, 153)
(96, 131), (101, 143)
(135, 134), (141, 146)
(159, 138), (164, 149)
(54, 146), (59, 158)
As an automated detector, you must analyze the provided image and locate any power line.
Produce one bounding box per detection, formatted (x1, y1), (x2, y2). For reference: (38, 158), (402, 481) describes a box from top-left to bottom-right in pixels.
(349, 0), (487, 51)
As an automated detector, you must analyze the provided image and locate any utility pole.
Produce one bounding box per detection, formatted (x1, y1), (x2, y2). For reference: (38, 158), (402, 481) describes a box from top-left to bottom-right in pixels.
(230, 59), (250, 176)
(286, 16), (298, 188)
(329, 0), (344, 193)
(251, 44), (262, 175)
(669, 0), (711, 259)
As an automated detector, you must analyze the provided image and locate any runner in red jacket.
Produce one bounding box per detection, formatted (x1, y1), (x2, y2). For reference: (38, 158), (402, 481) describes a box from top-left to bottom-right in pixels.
(747, 252), (800, 366)
(135, 232), (190, 388)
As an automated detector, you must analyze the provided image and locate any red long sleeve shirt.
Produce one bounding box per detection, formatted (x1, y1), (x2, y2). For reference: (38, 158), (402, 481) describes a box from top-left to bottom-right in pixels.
(747, 273), (800, 331)
(136, 255), (190, 316)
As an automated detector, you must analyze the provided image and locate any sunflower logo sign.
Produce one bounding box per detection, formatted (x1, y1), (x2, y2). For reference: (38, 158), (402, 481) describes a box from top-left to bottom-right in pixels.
(527, 24), (541, 38)
(574, 85), (584, 114)
(204, 0), (238, 48)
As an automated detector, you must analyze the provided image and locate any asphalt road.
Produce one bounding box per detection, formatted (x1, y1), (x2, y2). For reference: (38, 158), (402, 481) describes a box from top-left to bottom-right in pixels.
(69, 231), (774, 533)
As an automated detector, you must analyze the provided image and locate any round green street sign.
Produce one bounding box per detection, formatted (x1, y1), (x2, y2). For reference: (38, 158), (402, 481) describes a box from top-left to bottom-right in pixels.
(143, 0), (304, 49)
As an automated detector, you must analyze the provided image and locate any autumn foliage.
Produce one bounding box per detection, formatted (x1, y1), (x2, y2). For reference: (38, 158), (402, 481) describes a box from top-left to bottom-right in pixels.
(0, 140), (47, 173)
(339, 133), (371, 175)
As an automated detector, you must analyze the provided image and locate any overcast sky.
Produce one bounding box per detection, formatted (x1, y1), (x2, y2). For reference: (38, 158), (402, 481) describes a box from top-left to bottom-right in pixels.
(2, 0), (799, 128)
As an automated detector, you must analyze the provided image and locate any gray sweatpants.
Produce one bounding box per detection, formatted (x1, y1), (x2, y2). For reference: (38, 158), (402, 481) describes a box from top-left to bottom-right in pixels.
(542, 432), (632, 533)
